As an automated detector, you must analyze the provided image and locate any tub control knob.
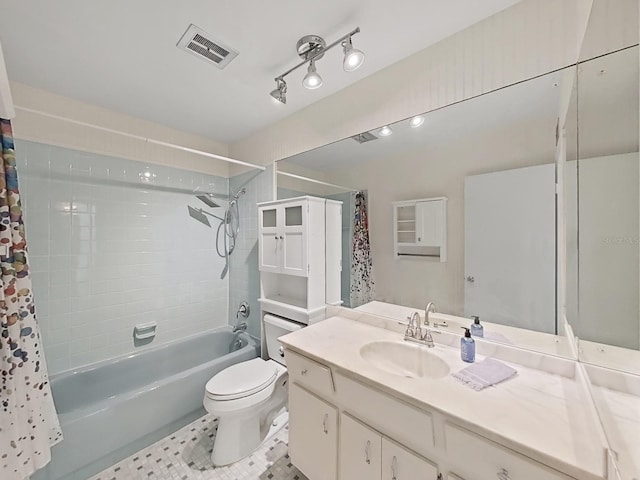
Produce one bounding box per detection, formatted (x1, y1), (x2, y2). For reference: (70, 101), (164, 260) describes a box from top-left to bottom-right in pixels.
(278, 346), (285, 357)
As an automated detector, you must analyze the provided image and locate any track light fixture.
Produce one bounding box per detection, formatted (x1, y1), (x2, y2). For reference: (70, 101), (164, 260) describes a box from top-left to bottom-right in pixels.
(270, 27), (364, 103)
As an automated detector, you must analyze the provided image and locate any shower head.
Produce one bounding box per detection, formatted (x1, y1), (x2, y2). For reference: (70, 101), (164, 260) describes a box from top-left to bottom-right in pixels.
(187, 206), (212, 227)
(196, 194), (221, 209)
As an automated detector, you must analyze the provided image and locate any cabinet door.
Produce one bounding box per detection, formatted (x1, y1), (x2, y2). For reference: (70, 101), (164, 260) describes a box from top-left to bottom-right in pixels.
(289, 384), (337, 480)
(281, 202), (307, 276)
(259, 231), (280, 272)
(340, 413), (382, 480)
(259, 207), (281, 273)
(382, 437), (439, 480)
(416, 200), (443, 246)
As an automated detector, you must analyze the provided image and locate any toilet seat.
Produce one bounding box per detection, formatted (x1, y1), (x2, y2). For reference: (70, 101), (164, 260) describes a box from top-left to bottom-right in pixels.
(206, 358), (277, 401)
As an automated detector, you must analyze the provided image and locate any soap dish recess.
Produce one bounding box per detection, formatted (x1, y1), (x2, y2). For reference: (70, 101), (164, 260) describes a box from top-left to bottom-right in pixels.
(134, 322), (157, 340)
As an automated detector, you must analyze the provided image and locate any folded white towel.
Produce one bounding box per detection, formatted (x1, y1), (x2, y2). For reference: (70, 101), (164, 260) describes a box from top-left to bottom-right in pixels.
(452, 357), (517, 391)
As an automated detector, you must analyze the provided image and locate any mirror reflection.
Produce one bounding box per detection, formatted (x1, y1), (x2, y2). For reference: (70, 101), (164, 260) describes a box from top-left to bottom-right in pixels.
(277, 66), (576, 357)
(568, 45), (639, 371)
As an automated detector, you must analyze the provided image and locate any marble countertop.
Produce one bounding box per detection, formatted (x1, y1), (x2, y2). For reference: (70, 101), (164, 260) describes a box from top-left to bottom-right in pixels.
(584, 364), (640, 479)
(279, 315), (607, 480)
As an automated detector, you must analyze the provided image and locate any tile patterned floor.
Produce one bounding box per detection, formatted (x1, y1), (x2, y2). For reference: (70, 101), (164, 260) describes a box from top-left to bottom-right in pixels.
(89, 414), (307, 480)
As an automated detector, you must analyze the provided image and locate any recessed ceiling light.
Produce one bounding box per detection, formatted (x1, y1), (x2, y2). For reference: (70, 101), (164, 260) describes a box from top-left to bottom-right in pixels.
(409, 116), (425, 128)
(378, 125), (393, 137)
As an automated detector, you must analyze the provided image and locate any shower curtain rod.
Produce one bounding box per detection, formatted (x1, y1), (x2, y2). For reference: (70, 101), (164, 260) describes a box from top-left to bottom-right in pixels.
(277, 170), (356, 192)
(14, 105), (266, 171)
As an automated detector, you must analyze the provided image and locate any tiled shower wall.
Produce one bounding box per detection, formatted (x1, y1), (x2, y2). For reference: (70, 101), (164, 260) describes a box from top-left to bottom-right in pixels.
(17, 139), (231, 374)
(229, 166), (273, 339)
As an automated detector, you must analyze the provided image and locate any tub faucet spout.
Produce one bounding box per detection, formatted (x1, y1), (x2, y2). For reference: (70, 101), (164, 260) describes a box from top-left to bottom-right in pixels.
(233, 321), (247, 333)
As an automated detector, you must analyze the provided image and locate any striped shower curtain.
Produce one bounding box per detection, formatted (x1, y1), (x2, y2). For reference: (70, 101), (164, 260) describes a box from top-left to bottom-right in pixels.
(349, 191), (374, 307)
(0, 119), (62, 479)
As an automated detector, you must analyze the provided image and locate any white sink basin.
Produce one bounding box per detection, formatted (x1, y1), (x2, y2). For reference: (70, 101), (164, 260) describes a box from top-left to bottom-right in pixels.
(360, 340), (450, 379)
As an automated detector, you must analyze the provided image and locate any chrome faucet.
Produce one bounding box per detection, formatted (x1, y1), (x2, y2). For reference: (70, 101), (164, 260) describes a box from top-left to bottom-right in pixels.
(424, 302), (436, 326)
(404, 311), (435, 348)
(233, 321), (247, 333)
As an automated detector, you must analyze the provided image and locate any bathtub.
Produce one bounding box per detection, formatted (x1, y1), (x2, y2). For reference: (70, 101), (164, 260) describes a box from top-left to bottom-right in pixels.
(32, 327), (258, 480)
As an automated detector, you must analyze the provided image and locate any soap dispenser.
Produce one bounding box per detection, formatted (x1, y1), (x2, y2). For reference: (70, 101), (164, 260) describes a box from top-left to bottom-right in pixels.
(460, 328), (475, 363)
(470, 315), (484, 337)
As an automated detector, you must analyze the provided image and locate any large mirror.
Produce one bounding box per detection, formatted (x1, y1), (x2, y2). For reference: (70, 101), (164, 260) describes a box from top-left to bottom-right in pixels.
(568, 44), (640, 374)
(276, 66), (577, 358)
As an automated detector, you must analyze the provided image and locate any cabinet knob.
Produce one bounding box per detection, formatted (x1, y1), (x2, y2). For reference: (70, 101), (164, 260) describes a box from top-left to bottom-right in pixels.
(391, 455), (398, 480)
(466, 275), (475, 283)
(322, 414), (329, 434)
(278, 346), (285, 357)
(497, 468), (511, 480)
(301, 369), (308, 376)
(364, 440), (371, 464)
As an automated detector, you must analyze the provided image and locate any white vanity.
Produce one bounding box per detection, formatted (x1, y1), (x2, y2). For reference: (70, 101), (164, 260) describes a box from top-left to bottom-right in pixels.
(279, 313), (607, 480)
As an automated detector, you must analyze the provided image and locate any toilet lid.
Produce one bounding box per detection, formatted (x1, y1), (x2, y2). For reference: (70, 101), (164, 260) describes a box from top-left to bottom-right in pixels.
(206, 358), (278, 400)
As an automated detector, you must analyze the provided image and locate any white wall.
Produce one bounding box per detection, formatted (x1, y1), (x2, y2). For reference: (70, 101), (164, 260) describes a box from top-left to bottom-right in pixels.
(9, 82), (231, 177)
(18, 139), (230, 373)
(324, 118), (554, 315)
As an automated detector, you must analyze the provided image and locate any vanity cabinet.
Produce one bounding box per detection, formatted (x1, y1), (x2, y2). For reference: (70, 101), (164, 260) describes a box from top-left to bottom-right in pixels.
(286, 348), (584, 480)
(289, 384), (338, 480)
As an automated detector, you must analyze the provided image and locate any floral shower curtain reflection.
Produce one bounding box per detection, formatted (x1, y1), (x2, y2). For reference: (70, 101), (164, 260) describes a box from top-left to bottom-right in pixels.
(350, 191), (374, 307)
(0, 119), (62, 479)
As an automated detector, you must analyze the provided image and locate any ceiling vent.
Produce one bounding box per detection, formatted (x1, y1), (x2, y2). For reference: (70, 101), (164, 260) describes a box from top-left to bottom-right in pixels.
(351, 132), (378, 144)
(177, 24), (239, 70)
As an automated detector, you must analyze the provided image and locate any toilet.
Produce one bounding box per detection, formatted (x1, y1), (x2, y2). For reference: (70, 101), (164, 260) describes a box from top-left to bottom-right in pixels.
(203, 314), (301, 466)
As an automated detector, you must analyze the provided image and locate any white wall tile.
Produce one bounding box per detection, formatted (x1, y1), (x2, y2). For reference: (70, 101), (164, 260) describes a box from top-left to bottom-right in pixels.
(17, 139), (230, 374)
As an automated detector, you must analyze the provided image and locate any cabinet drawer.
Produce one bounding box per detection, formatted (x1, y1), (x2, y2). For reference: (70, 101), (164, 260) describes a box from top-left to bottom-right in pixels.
(444, 423), (574, 480)
(335, 373), (435, 460)
(286, 349), (335, 398)
(382, 437), (438, 480)
(340, 413), (382, 480)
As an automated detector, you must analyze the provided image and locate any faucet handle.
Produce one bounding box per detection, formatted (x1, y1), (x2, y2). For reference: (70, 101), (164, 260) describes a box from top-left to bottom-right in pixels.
(404, 315), (415, 338)
(421, 328), (435, 347)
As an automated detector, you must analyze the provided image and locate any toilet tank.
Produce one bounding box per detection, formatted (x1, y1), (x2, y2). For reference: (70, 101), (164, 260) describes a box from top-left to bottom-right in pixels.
(264, 314), (303, 366)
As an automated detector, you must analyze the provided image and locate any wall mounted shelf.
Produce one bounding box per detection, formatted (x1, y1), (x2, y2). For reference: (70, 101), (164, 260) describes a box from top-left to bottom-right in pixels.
(392, 197), (447, 261)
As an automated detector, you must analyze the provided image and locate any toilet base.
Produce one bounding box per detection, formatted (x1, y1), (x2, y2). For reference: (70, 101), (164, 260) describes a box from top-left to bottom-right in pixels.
(211, 409), (288, 467)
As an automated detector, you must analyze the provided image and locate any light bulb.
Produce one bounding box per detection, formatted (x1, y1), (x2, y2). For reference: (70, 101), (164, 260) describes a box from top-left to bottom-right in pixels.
(303, 60), (323, 90)
(409, 116), (425, 128)
(379, 125), (393, 137)
(343, 37), (365, 72)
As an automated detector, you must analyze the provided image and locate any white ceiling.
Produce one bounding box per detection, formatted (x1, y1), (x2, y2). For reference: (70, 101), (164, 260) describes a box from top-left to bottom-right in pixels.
(0, 0), (520, 143)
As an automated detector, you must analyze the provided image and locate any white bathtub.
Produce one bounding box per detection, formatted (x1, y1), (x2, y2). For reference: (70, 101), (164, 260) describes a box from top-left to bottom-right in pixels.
(32, 327), (258, 480)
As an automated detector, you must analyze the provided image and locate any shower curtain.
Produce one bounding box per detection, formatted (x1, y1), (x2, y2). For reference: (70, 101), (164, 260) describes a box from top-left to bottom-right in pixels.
(350, 191), (374, 307)
(0, 119), (62, 479)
